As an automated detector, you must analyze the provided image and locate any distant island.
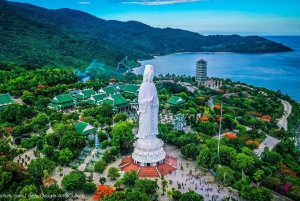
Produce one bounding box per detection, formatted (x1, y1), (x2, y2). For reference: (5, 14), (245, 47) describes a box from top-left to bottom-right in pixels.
(0, 0), (293, 70)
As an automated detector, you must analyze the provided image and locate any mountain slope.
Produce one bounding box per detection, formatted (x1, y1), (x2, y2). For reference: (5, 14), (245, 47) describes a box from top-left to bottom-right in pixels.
(0, 0), (293, 69)
(0, 1), (121, 69)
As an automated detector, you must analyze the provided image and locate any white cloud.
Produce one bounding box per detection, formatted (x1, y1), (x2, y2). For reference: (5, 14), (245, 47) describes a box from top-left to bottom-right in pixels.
(78, 1), (90, 4)
(110, 0), (207, 5)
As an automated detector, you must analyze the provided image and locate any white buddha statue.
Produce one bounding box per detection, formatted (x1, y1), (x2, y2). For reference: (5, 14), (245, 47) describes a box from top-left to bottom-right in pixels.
(136, 64), (159, 139)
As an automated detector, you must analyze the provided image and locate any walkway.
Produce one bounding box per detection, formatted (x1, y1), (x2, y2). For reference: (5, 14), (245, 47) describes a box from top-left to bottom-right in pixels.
(277, 99), (292, 131)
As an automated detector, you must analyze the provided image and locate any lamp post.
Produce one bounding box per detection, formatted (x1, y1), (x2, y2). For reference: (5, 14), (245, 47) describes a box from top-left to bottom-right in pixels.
(217, 101), (223, 156)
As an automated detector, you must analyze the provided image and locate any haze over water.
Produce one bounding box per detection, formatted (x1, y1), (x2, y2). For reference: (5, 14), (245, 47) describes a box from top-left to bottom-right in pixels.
(134, 36), (300, 103)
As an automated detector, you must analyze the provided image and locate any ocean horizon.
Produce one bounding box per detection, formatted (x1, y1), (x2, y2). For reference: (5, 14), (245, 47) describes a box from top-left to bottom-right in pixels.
(134, 36), (300, 103)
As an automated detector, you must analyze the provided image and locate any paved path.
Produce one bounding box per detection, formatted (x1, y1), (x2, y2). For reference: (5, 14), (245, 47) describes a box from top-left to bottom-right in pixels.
(277, 100), (292, 131)
(254, 135), (281, 157)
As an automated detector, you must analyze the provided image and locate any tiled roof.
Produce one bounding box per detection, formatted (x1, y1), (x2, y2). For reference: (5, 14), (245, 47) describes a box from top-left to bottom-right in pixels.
(167, 95), (185, 105)
(51, 94), (74, 104)
(101, 94), (129, 109)
(86, 93), (107, 105)
(75, 121), (97, 135)
(101, 86), (117, 95)
(123, 84), (140, 94)
(0, 93), (14, 105)
(81, 89), (96, 98)
(111, 94), (129, 105)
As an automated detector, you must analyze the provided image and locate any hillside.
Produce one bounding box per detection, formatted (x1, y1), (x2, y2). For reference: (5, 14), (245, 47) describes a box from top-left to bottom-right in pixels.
(0, 0), (293, 69)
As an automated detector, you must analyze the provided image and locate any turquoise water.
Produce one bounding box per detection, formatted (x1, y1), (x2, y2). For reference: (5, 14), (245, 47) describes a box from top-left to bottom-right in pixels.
(134, 36), (300, 102)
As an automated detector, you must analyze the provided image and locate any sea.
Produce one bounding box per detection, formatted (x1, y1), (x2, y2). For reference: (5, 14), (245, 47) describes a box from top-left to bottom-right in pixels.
(133, 36), (300, 103)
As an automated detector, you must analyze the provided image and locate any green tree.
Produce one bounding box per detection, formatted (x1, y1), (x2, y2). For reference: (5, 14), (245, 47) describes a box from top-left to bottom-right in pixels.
(36, 139), (44, 150)
(261, 148), (282, 165)
(45, 132), (60, 147)
(83, 182), (97, 194)
(166, 190), (172, 201)
(94, 159), (106, 173)
(43, 183), (66, 201)
(198, 122), (216, 136)
(161, 179), (168, 195)
(102, 149), (114, 163)
(114, 113), (129, 123)
(197, 148), (219, 168)
(107, 167), (121, 180)
(19, 184), (39, 199)
(216, 166), (236, 186)
(234, 153), (255, 176)
(59, 131), (85, 155)
(27, 158), (55, 179)
(110, 121), (134, 155)
(219, 145), (237, 167)
(135, 178), (159, 197)
(61, 170), (86, 191)
(31, 113), (50, 131)
(114, 178), (124, 188)
(250, 187), (273, 201)
(180, 190), (204, 201)
(172, 190), (182, 201)
(99, 177), (107, 185)
(58, 148), (74, 165)
(123, 170), (138, 186)
(253, 169), (265, 188)
(102, 190), (151, 201)
(43, 145), (55, 158)
(180, 143), (199, 159)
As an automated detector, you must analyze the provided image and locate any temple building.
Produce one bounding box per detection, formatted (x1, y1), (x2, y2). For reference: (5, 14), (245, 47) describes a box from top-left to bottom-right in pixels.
(102, 94), (131, 112)
(201, 78), (222, 89)
(86, 93), (107, 106)
(48, 94), (76, 111)
(195, 57), (207, 86)
(75, 89), (96, 101)
(0, 93), (14, 111)
(167, 95), (185, 106)
(99, 86), (118, 95)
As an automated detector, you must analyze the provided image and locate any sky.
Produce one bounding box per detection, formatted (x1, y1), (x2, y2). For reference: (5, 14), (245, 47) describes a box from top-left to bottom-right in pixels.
(11, 0), (300, 36)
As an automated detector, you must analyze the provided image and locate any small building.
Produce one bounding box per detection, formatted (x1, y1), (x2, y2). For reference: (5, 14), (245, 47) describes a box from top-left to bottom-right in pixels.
(167, 95), (185, 106)
(75, 89), (96, 101)
(75, 121), (97, 137)
(103, 94), (131, 112)
(48, 94), (76, 111)
(86, 93), (107, 106)
(0, 93), (14, 111)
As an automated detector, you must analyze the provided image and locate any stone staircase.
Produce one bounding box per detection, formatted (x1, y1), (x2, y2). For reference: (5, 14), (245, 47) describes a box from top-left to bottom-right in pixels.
(138, 166), (160, 177)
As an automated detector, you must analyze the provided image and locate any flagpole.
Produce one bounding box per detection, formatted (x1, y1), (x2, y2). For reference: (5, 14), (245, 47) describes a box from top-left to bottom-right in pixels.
(217, 101), (222, 156)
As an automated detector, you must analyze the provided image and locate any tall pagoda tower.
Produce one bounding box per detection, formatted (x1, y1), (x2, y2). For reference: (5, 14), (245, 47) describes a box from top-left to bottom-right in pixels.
(195, 58), (207, 86)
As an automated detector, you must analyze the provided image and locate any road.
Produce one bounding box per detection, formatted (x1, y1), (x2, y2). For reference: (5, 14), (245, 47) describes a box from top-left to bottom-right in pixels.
(254, 135), (281, 157)
(277, 100), (292, 131)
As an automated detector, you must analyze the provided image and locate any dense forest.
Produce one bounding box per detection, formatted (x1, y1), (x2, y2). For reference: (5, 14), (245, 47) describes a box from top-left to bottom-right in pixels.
(0, 0), (293, 70)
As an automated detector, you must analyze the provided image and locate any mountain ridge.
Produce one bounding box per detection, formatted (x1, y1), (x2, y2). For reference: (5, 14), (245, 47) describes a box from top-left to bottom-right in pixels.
(0, 0), (293, 70)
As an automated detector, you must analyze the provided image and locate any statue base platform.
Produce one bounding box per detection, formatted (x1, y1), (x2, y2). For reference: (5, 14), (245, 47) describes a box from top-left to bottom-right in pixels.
(119, 155), (177, 177)
(132, 136), (166, 165)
